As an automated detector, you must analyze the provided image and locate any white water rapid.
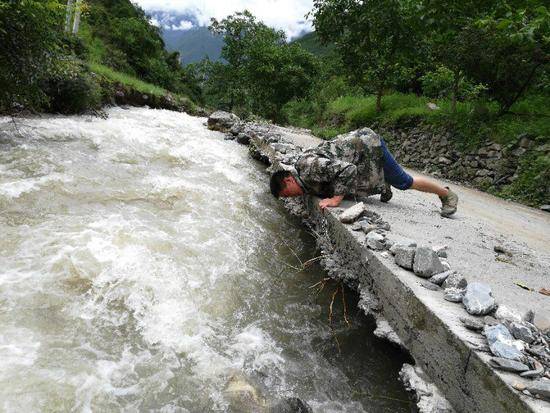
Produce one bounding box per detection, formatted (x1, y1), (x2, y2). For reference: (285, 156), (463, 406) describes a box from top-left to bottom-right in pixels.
(0, 107), (410, 412)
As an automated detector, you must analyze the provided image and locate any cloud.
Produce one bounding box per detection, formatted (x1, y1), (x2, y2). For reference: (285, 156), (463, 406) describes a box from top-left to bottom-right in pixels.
(134, 0), (313, 39)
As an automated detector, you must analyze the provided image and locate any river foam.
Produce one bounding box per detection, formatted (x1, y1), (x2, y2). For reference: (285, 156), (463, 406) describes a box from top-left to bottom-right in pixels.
(0, 108), (409, 412)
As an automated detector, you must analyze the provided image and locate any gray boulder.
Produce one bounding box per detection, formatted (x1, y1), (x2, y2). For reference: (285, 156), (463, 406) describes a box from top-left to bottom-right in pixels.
(366, 231), (385, 250)
(442, 272), (467, 290)
(484, 324), (524, 361)
(394, 246), (416, 270)
(413, 246), (445, 278)
(207, 111), (240, 132)
(489, 357), (529, 373)
(429, 270), (454, 286)
(460, 317), (484, 332)
(509, 322), (535, 344)
(339, 202), (365, 223)
(463, 282), (497, 315)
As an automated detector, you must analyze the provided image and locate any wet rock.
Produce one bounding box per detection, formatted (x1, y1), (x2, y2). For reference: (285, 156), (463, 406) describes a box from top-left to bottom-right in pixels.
(399, 364), (454, 413)
(460, 317), (484, 332)
(444, 288), (465, 303)
(463, 282), (497, 315)
(237, 133), (250, 145)
(339, 202), (365, 223)
(421, 281), (441, 291)
(442, 272), (467, 290)
(413, 247), (445, 278)
(208, 111), (240, 132)
(429, 270), (454, 286)
(394, 246), (416, 270)
(366, 231), (385, 250)
(526, 380), (550, 400)
(484, 324), (524, 361)
(509, 322), (535, 344)
(269, 397), (312, 413)
(489, 357), (529, 373)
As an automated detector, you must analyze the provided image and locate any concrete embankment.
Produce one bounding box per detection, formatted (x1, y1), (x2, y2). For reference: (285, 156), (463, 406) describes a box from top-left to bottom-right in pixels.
(207, 111), (550, 413)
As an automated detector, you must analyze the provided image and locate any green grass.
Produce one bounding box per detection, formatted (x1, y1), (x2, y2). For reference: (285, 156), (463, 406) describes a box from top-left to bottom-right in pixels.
(89, 63), (170, 97)
(304, 92), (549, 150)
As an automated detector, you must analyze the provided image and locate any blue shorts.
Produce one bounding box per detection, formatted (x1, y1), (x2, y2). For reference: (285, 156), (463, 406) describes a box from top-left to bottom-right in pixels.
(380, 139), (413, 190)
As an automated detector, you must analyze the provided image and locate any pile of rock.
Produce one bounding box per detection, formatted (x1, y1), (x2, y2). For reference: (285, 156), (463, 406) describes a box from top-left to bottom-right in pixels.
(336, 200), (550, 402)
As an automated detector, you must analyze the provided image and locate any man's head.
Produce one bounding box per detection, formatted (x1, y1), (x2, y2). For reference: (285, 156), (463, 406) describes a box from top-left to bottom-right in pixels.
(270, 170), (304, 198)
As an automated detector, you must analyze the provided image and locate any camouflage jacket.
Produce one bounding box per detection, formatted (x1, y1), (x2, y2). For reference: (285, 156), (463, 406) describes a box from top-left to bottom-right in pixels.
(293, 128), (386, 198)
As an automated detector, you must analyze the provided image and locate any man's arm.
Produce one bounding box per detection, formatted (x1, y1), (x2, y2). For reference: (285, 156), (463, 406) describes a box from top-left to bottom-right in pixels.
(296, 154), (357, 210)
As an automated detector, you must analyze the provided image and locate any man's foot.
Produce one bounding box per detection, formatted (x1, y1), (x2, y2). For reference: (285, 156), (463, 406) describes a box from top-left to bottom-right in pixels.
(440, 187), (458, 217)
(380, 184), (393, 203)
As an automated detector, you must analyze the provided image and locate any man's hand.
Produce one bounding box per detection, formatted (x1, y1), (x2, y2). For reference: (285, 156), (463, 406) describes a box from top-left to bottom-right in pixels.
(319, 195), (344, 211)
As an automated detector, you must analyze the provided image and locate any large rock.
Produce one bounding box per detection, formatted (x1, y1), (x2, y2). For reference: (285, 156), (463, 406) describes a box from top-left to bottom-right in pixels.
(462, 282), (497, 315)
(484, 324), (524, 361)
(413, 246), (445, 278)
(339, 202), (365, 223)
(207, 111), (240, 132)
(509, 322), (535, 344)
(366, 231), (385, 250)
(394, 246), (416, 270)
(429, 270), (454, 286)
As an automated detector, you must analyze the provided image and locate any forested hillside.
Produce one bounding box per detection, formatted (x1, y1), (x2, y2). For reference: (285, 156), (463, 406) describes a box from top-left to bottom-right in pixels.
(0, 0), (200, 114)
(191, 2), (548, 206)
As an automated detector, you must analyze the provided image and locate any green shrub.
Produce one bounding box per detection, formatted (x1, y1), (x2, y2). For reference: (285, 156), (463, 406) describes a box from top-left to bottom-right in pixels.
(499, 153), (550, 206)
(43, 60), (101, 114)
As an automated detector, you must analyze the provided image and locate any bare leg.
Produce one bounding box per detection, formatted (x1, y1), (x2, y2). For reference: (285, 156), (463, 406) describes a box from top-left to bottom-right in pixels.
(411, 176), (449, 197)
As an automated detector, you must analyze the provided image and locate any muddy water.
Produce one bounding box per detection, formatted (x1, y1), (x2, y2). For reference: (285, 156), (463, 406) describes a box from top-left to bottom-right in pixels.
(0, 108), (411, 412)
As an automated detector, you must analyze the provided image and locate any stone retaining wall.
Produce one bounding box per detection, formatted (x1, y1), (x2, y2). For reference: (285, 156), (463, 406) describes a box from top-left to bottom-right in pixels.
(380, 125), (549, 191)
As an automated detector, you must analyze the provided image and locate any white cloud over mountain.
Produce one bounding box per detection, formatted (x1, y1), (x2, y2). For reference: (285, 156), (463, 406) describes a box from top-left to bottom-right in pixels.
(133, 0), (313, 39)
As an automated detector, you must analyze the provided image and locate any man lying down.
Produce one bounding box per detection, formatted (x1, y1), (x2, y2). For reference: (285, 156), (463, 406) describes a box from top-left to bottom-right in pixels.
(269, 128), (458, 217)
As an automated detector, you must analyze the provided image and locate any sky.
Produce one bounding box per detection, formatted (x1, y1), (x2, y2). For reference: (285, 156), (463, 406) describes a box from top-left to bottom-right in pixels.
(133, 0), (314, 39)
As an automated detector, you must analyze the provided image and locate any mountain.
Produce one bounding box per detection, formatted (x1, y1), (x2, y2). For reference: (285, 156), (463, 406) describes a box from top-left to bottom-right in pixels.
(146, 10), (223, 65)
(162, 26), (224, 65)
(292, 31), (334, 57)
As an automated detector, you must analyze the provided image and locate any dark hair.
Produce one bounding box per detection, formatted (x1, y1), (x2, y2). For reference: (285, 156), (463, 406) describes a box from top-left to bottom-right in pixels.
(270, 170), (291, 198)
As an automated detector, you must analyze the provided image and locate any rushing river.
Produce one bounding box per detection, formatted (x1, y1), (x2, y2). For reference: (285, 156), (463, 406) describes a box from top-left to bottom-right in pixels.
(0, 108), (411, 412)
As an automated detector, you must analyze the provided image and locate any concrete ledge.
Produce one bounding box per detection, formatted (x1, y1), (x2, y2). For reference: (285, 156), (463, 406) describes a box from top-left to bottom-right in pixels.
(246, 130), (549, 413)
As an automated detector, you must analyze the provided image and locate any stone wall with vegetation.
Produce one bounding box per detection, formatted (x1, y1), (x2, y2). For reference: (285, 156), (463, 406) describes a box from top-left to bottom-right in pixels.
(381, 125), (550, 207)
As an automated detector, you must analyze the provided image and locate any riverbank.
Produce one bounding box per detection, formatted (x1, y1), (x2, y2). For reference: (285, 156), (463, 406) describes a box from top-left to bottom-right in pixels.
(208, 111), (550, 412)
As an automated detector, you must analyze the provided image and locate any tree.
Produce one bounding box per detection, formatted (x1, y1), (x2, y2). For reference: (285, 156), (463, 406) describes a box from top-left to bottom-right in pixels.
(0, 0), (66, 110)
(310, 0), (417, 112)
(460, 3), (549, 114)
(208, 11), (319, 120)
